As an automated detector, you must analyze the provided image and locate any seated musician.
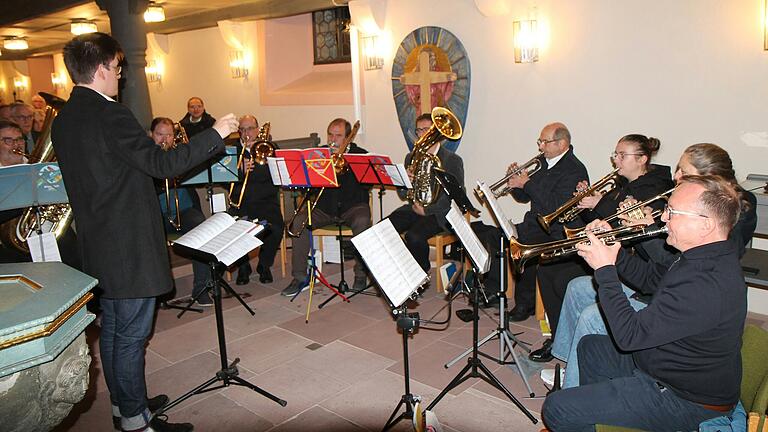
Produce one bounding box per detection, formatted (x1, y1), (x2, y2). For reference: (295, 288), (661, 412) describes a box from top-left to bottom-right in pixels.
(150, 117), (213, 306)
(227, 114), (283, 285)
(179, 96), (215, 138)
(282, 118), (371, 296)
(387, 113), (464, 275)
(530, 134), (673, 364)
(542, 174), (747, 432)
(543, 143), (757, 390)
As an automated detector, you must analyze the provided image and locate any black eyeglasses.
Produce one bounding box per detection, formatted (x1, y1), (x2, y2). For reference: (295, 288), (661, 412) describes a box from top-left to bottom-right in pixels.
(1, 137), (25, 145)
(611, 151), (644, 160)
(536, 138), (559, 146)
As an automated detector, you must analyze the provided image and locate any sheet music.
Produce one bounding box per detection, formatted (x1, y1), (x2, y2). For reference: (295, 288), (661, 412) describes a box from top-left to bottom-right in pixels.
(446, 201), (490, 274)
(384, 164), (413, 188)
(216, 234), (263, 267)
(266, 157), (286, 186)
(174, 212), (235, 249)
(28, 232), (62, 263)
(351, 219), (427, 307)
(476, 180), (518, 240)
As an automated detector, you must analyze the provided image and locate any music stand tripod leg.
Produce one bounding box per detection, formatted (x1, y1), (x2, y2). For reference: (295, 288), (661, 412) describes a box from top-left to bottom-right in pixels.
(382, 306), (419, 432)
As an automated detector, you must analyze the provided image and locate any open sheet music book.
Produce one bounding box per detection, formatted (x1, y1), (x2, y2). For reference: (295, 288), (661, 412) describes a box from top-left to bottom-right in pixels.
(351, 218), (428, 308)
(172, 213), (264, 266)
(475, 180), (518, 240)
(446, 201), (491, 274)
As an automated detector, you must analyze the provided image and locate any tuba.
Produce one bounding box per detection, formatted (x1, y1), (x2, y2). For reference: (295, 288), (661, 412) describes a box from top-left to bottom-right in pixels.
(406, 107), (463, 207)
(0, 93), (72, 254)
(537, 167), (620, 233)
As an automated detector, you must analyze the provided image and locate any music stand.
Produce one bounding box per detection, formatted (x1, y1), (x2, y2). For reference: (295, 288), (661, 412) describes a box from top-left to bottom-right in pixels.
(158, 230), (287, 414)
(425, 201), (537, 425)
(444, 180), (537, 397)
(180, 145), (239, 214)
(350, 219), (429, 431)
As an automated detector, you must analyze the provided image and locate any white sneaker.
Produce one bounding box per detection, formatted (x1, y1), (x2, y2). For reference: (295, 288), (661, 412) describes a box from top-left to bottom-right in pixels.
(540, 367), (565, 387)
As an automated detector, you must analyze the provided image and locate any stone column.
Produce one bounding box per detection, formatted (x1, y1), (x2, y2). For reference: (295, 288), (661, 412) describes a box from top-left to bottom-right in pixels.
(96, 0), (153, 128)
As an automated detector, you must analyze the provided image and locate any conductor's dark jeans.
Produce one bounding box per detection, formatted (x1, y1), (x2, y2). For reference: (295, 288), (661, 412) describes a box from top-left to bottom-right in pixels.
(542, 335), (726, 432)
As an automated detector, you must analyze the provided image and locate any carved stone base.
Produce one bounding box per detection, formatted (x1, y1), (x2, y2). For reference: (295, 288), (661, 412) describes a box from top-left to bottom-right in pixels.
(0, 333), (91, 432)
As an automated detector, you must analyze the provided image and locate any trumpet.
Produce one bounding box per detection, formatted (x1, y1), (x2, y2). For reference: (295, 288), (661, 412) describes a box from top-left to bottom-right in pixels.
(510, 224), (668, 274)
(228, 122), (271, 209)
(478, 152), (543, 199)
(162, 123), (189, 231)
(563, 187), (675, 239)
(537, 167), (620, 233)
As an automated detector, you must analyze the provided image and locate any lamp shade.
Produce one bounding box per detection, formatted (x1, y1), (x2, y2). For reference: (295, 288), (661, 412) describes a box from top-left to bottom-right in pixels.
(4, 37), (29, 50)
(144, 2), (166, 23)
(71, 20), (97, 35)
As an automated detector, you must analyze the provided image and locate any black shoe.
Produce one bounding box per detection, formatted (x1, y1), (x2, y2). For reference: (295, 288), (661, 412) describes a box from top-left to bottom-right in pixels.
(257, 265), (273, 283)
(236, 271), (250, 285)
(352, 276), (368, 291)
(508, 304), (535, 322)
(113, 395), (169, 430)
(148, 414), (194, 432)
(281, 279), (309, 297)
(529, 338), (554, 362)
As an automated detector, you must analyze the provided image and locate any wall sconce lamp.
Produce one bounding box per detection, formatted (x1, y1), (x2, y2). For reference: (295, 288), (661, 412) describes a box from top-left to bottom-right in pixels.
(229, 50), (248, 79)
(145, 60), (162, 83)
(51, 73), (66, 90)
(361, 33), (384, 70)
(71, 19), (97, 35)
(764, 0), (768, 50)
(13, 77), (28, 97)
(513, 20), (539, 63)
(4, 37), (29, 51)
(144, 2), (166, 23)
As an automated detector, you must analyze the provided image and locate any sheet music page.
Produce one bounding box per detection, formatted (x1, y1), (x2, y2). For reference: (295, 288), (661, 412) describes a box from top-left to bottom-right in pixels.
(216, 234), (263, 266)
(476, 180), (518, 240)
(446, 201), (491, 274)
(198, 220), (264, 258)
(266, 157), (282, 186)
(28, 232), (62, 262)
(385, 164), (413, 188)
(351, 219), (427, 307)
(174, 212), (235, 249)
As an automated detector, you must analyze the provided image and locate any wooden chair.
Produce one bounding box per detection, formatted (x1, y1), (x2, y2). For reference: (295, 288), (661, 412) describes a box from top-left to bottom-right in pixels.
(313, 191), (374, 267)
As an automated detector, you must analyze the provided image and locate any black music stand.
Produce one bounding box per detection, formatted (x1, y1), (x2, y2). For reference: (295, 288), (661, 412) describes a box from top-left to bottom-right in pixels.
(159, 236), (286, 414)
(382, 304), (421, 431)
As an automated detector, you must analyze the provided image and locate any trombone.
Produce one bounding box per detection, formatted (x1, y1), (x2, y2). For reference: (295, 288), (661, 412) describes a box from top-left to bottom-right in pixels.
(537, 167), (620, 233)
(477, 151), (543, 199)
(563, 187), (675, 239)
(510, 224), (668, 274)
(229, 122), (271, 209)
(162, 123), (188, 231)
(285, 189), (325, 238)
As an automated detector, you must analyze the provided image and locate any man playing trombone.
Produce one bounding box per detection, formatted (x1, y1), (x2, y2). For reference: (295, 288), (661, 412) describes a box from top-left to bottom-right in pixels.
(227, 115), (283, 285)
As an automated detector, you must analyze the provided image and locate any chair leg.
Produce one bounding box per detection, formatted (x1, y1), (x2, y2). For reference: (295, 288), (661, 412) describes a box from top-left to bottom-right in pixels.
(280, 233), (287, 278)
(435, 237), (444, 292)
(535, 278), (545, 321)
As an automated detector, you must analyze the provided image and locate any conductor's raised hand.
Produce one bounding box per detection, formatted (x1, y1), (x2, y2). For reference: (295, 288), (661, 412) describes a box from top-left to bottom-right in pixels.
(213, 113), (240, 139)
(576, 230), (620, 270)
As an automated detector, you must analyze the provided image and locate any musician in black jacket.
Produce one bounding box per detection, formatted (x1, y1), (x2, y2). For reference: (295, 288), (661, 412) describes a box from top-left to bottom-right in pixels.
(282, 118), (372, 297)
(179, 96), (215, 138)
(504, 122), (589, 321)
(227, 114), (283, 285)
(387, 113), (465, 273)
(542, 175), (747, 431)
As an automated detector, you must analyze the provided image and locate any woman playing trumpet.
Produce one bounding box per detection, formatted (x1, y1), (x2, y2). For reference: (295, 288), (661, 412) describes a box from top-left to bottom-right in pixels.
(531, 134), (674, 363)
(543, 143), (757, 392)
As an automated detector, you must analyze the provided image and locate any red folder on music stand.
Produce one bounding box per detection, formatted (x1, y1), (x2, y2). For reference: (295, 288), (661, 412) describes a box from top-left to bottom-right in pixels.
(272, 147), (339, 188)
(344, 153), (411, 188)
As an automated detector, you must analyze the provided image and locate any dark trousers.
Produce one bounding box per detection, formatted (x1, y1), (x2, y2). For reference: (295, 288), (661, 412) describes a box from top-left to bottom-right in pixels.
(387, 204), (444, 272)
(235, 201), (284, 274)
(164, 207), (211, 299)
(511, 226), (554, 311)
(290, 203), (371, 281)
(537, 258), (591, 335)
(542, 335), (725, 432)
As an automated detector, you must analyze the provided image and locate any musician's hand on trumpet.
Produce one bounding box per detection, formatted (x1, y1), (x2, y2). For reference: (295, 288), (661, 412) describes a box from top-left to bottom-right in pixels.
(213, 113), (240, 138)
(576, 229), (621, 270)
(505, 162), (529, 189)
(575, 180), (602, 209)
(617, 204), (655, 227)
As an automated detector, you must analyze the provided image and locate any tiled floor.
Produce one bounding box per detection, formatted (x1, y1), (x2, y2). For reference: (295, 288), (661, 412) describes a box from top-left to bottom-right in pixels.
(54, 252), (768, 432)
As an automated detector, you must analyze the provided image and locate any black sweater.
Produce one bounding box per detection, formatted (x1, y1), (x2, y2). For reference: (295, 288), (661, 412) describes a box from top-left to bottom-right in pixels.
(179, 111), (216, 138)
(597, 240), (746, 406)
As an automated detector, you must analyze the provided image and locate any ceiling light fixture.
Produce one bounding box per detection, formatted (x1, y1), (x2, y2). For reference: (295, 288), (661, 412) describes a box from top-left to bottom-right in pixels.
(71, 19), (98, 35)
(144, 2), (166, 23)
(4, 37), (29, 50)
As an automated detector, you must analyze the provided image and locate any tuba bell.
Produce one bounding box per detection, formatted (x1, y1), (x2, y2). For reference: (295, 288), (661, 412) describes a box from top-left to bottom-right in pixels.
(406, 107), (463, 207)
(0, 93), (73, 254)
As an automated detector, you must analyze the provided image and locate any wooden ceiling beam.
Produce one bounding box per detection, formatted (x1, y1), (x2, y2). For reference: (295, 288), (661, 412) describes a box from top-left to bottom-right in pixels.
(0, 0), (91, 27)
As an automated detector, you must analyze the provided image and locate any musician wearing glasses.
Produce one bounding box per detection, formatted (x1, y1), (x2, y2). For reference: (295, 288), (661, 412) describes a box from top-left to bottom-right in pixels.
(51, 32), (239, 432)
(502, 122), (589, 322)
(0, 120), (26, 167)
(542, 175), (747, 432)
(150, 117), (213, 307)
(530, 135), (673, 364)
(545, 143), (756, 393)
(282, 118), (371, 297)
(387, 112), (464, 274)
(227, 114), (283, 285)
(9, 102), (39, 153)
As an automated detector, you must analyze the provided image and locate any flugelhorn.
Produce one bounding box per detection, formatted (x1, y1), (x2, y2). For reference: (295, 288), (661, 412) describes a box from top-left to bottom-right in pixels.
(477, 152), (543, 199)
(563, 187), (675, 239)
(537, 167), (620, 233)
(510, 224), (668, 274)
